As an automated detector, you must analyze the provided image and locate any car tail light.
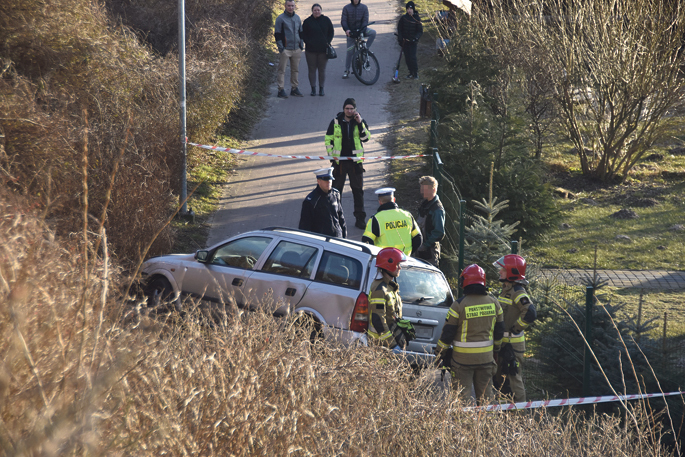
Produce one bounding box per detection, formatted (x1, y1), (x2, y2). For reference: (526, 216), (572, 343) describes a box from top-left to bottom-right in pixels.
(349, 292), (369, 332)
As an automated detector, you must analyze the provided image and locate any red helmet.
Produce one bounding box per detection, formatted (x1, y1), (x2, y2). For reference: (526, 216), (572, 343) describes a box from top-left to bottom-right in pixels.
(493, 255), (526, 282)
(376, 247), (406, 274)
(460, 264), (486, 288)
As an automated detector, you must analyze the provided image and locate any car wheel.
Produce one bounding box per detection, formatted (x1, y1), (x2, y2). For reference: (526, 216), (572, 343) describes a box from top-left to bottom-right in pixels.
(293, 314), (323, 344)
(146, 276), (175, 311)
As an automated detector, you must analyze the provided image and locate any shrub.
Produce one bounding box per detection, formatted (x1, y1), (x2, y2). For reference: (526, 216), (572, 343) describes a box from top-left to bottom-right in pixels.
(430, 40), (560, 239)
(0, 0), (278, 264)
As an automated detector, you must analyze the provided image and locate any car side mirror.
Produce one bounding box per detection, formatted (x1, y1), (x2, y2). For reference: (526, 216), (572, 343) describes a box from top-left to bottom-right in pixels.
(195, 250), (209, 263)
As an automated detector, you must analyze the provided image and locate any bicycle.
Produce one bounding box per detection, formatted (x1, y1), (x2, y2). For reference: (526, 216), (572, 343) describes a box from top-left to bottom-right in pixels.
(347, 22), (380, 85)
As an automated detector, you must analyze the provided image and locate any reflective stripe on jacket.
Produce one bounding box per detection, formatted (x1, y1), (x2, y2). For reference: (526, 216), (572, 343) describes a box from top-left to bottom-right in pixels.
(436, 294), (503, 366)
(498, 284), (536, 353)
(367, 276), (402, 348)
(324, 117), (370, 159)
(363, 207), (420, 255)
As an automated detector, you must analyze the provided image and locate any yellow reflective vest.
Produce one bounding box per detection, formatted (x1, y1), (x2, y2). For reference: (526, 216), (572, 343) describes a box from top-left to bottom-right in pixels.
(324, 117), (371, 160)
(363, 207), (420, 255)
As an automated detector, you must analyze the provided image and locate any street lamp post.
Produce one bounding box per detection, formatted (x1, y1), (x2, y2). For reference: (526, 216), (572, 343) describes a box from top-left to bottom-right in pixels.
(178, 0), (188, 214)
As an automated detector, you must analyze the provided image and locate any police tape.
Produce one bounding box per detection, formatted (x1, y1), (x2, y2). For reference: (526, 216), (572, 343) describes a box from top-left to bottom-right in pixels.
(464, 390), (684, 412)
(187, 142), (427, 161)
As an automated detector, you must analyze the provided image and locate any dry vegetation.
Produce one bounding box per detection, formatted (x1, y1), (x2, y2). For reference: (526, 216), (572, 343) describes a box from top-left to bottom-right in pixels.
(0, 0), (276, 265)
(0, 191), (680, 455)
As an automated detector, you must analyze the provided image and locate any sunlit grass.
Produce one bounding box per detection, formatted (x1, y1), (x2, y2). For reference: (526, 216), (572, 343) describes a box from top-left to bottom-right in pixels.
(531, 192), (685, 270)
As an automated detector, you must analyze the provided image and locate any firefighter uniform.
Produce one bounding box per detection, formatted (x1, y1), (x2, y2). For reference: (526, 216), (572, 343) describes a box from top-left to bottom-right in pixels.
(436, 293), (504, 404)
(496, 283), (537, 402)
(362, 201), (422, 255)
(367, 276), (402, 348)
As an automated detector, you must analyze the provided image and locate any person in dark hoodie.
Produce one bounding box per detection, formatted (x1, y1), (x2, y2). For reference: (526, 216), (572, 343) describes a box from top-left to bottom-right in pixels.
(324, 98), (371, 229)
(302, 3), (335, 96)
(299, 167), (347, 238)
(340, 0), (376, 79)
(397, 1), (423, 79)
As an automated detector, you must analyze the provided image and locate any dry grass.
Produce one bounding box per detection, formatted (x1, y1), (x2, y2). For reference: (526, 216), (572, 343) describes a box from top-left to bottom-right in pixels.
(0, 191), (679, 456)
(0, 0), (278, 266)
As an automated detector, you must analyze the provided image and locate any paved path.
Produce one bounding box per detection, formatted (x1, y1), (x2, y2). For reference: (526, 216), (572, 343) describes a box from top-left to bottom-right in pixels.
(204, 0), (685, 292)
(208, 0), (403, 247)
(540, 269), (685, 290)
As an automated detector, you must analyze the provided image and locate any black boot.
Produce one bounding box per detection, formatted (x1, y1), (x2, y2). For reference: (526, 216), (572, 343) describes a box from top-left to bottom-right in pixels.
(355, 217), (366, 230)
(310, 86), (316, 96)
(319, 86), (325, 96)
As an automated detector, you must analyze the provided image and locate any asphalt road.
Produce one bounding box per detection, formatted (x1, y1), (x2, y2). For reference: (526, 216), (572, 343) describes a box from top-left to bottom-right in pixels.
(208, 0), (404, 247)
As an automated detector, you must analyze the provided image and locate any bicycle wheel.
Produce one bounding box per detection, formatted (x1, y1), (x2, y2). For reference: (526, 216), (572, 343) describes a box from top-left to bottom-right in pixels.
(352, 48), (380, 85)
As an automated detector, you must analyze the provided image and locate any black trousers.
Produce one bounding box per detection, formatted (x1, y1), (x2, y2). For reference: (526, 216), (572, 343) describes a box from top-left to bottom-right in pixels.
(305, 50), (328, 88)
(403, 41), (418, 76)
(332, 161), (365, 220)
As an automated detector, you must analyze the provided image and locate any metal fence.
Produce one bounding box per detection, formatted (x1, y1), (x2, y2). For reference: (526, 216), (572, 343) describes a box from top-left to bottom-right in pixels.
(427, 91), (684, 415)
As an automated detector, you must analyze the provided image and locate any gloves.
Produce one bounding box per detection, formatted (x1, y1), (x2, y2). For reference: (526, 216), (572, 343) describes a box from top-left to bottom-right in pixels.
(417, 245), (431, 260)
(493, 351), (499, 363)
(500, 343), (519, 376)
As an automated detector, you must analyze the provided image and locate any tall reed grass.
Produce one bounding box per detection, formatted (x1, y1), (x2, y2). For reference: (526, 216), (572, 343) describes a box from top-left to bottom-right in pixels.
(0, 0), (278, 264)
(0, 191), (678, 456)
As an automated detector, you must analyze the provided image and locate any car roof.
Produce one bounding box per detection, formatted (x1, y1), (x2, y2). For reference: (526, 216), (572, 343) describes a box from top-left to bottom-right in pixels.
(258, 227), (381, 255)
(254, 227), (441, 272)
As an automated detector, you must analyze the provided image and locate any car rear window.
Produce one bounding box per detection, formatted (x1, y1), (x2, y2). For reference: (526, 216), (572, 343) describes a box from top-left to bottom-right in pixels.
(396, 266), (453, 307)
(262, 241), (319, 278)
(210, 236), (272, 270)
(315, 251), (362, 290)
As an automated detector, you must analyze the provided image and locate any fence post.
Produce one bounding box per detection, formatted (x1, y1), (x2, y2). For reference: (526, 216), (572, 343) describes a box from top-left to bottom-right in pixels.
(511, 240), (518, 254)
(430, 119), (437, 149)
(432, 148), (443, 193)
(582, 286), (594, 397)
(458, 199), (466, 298)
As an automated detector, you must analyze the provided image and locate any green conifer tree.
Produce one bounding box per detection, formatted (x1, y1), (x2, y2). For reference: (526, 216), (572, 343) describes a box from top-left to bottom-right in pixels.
(464, 163), (519, 280)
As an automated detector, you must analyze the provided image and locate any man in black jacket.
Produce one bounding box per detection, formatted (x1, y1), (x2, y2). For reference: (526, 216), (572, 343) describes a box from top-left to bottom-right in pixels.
(325, 98), (371, 229)
(397, 1), (423, 79)
(299, 167), (347, 238)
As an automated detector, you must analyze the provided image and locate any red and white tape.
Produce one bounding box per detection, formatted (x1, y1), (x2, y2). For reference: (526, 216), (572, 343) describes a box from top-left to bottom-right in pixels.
(465, 390), (684, 412)
(187, 142), (427, 161)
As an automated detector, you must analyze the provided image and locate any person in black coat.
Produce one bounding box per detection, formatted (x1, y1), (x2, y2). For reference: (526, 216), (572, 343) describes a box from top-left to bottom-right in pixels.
(299, 167), (347, 238)
(302, 4), (335, 96)
(397, 1), (423, 79)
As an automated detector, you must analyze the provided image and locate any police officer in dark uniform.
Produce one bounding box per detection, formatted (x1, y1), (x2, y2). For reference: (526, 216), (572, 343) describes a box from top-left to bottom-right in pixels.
(299, 167), (347, 238)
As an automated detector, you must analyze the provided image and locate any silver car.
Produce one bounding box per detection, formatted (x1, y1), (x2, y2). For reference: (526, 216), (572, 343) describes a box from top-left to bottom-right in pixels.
(140, 227), (454, 364)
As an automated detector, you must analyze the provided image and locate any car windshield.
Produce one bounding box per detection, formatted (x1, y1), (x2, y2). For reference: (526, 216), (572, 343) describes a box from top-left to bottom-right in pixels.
(396, 266), (452, 307)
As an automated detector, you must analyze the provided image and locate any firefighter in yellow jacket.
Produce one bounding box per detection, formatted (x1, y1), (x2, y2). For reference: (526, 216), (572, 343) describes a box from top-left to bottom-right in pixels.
(434, 264), (504, 405)
(362, 188), (422, 256)
(493, 254), (537, 402)
(367, 247), (409, 348)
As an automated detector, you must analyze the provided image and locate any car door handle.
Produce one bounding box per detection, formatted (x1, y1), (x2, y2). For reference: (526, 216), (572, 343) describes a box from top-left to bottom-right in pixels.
(405, 318), (439, 326)
(232, 278), (243, 286)
(285, 287), (296, 296)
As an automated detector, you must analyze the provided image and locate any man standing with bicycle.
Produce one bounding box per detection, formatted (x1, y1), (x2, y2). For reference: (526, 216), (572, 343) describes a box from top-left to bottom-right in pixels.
(325, 98), (371, 229)
(341, 0), (376, 79)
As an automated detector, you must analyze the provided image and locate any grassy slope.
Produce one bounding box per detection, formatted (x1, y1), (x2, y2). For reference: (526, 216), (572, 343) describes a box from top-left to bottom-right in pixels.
(381, 2), (685, 335)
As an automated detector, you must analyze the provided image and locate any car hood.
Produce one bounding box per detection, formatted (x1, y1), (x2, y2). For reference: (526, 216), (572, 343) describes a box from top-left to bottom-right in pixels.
(142, 253), (196, 269)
